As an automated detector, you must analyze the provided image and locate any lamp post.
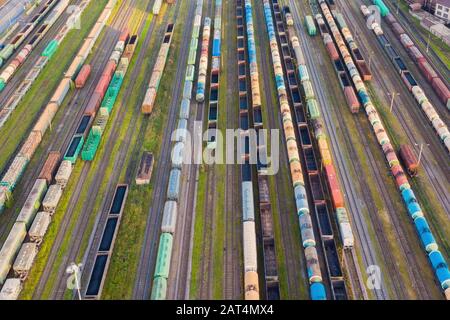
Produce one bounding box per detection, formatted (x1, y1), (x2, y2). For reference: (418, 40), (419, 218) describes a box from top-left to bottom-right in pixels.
(388, 92), (399, 113)
(414, 143), (430, 165)
(66, 262), (83, 300)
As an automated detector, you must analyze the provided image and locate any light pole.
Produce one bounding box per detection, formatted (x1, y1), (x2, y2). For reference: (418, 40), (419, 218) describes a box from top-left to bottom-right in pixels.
(66, 262), (83, 300)
(414, 143), (430, 165)
(396, 0), (399, 15)
(388, 92), (399, 112)
(426, 32), (431, 53)
(368, 51), (374, 71)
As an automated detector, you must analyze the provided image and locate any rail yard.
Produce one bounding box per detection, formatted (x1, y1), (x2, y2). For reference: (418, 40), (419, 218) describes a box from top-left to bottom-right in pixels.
(0, 0), (448, 302)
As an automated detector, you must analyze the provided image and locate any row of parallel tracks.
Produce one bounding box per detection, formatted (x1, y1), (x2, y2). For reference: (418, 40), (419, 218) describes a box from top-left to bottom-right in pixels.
(197, 0), (219, 300)
(288, 0), (391, 300)
(132, 0), (198, 300)
(253, 0), (305, 299)
(294, 0), (444, 299)
(349, 0), (450, 216)
(383, 0), (450, 83)
(341, 0), (447, 299)
(0, 1), (133, 242)
(79, 0), (185, 300)
(270, 0), (348, 300)
(18, 0), (151, 299)
(223, 0), (242, 300)
(0, 0), (84, 106)
(168, 0), (217, 300)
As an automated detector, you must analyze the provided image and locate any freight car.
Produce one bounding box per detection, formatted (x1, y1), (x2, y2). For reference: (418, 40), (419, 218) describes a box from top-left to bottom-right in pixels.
(16, 179), (47, 228)
(0, 278), (22, 300)
(136, 152), (154, 185)
(399, 144), (419, 177)
(84, 185), (128, 299)
(0, 222), (26, 285)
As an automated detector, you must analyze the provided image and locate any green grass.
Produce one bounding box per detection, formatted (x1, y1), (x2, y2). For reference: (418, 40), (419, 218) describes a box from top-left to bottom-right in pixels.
(101, 1), (190, 299)
(0, 0), (109, 174)
(189, 166), (207, 299)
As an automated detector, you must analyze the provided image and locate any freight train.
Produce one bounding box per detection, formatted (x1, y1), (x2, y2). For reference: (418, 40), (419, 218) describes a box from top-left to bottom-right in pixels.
(150, 0), (205, 300)
(142, 24), (175, 114)
(85, 184), (129, 299)
(82, 29), (133, 161)
(241, 0), (265, 301)
(314, 13), (360, 113)
(318, 0), (450, 297)
(196, 17), (211, 102)
(206, 0), (222, 149)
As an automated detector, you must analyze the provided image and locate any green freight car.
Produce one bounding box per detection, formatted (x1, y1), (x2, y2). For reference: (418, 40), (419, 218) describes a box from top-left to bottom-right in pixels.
(42, 40), (59, 58)
(372, 0), (390, 17)
(305, 15), (317, 36)
(81, 128), (102, 161)
(64, 134), (84, 164)
(307, 99), (321, 120)
(154, 233), (173, 279)
(151, 276), (167, 300)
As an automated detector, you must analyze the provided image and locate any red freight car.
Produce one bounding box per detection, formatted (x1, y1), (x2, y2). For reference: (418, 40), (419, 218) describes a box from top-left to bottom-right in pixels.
(38, 151), (61, 184)
(399, 144), (419, 177)
(431, 77), (450, 105)
(418, 60), (438, 82)
(324, 164), (344, 209)
(75, 64), (91, 88)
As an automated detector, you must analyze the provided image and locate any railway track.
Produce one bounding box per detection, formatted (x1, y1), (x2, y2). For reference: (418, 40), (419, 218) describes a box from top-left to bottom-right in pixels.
(344, 0), (449, 231)
(343, 250), (367, 300)
(30, 0), (138, 299)
(288, 0), (390, 300)
(132, 0), (198, 300)
(223, 0), (242, 300)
